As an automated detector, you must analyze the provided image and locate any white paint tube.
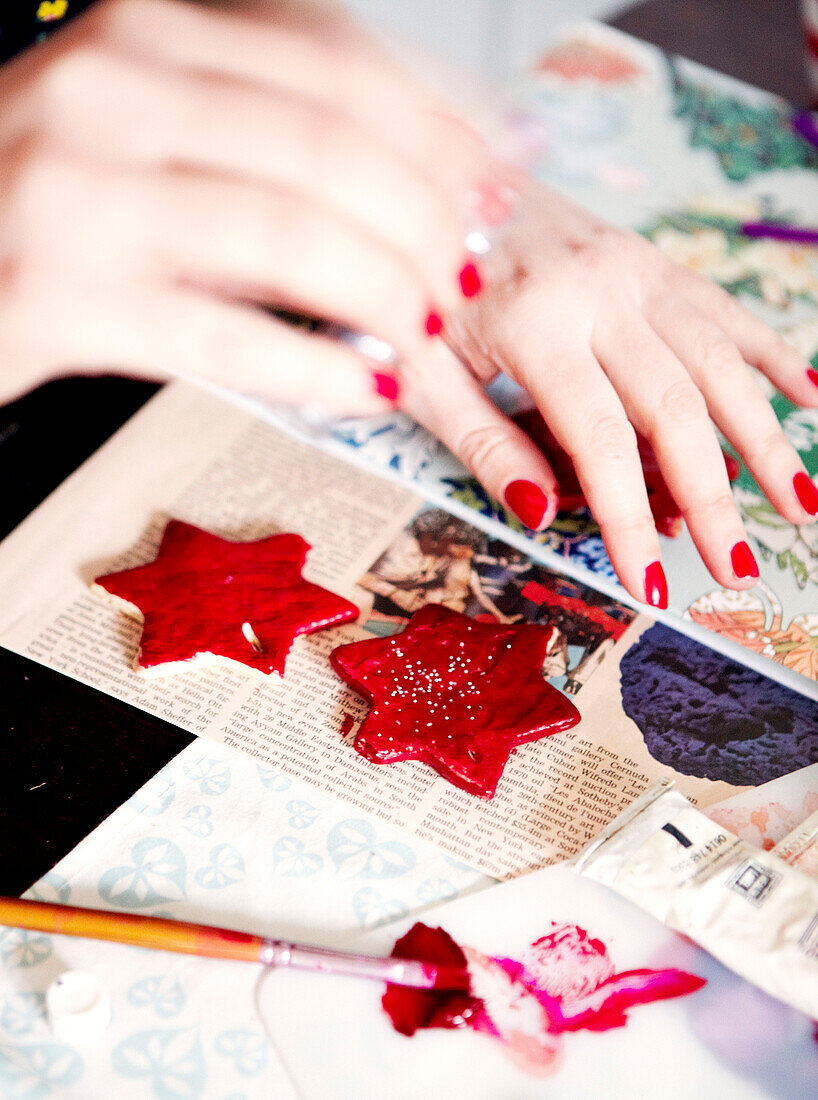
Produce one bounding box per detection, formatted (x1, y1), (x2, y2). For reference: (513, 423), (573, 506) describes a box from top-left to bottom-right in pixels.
(772, 807), (818, 881)
(571, 780), (818, 1019)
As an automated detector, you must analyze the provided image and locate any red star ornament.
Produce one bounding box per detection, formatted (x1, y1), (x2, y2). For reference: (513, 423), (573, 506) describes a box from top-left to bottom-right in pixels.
(93, 520), (359, 677)
(330, 604), (580, 798)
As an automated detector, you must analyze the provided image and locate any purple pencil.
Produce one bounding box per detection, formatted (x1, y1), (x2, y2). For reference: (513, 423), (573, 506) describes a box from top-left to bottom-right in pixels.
(792, 110), (818, 150)
(741, 222), (818, 245)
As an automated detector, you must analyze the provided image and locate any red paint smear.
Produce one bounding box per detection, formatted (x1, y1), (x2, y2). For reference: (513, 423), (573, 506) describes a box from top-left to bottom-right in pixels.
(513, 410), (738, 538)
(520, 581), (628, 641)
(95, 521), (359, 676)
(383, 924), (481, 1037)
(384, 921), (705, 1067)
(331, 604), (580, 799)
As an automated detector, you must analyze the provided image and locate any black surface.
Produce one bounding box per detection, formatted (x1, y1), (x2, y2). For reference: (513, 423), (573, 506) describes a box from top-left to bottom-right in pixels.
(0, 375), (192, 897)
(0, 375), (161, 542)
(0, 648), (193, 896)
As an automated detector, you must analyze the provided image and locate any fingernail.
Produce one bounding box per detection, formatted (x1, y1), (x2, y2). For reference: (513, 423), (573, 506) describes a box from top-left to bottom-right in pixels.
(504, 479), (548, 529)
(458, 260), (483, 299)
(730, 540), (759, 579)
(425, 309), (444, 337)
(794, 471), (818, 514)
(644, 561), (669, 609)
(808, 367), (818, 388)
(372, 370), (401, 403)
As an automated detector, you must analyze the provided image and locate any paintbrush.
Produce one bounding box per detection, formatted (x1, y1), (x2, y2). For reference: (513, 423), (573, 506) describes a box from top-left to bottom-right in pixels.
(0, 896), (469, 991)
(740, 221), (818, 245)
(792, 110), (818, 150)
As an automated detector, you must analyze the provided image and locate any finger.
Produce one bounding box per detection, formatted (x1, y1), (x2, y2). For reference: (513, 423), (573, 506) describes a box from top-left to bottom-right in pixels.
(0, 278), (401, 414)
(404, 346), (559, 531)
(114, 165), (441, 360)
(595, 314), (758, 589)
(651, 297), (818, 526)
(23, 50), (469, 314)
(674, 266), (818, 406)
(89, 0), (487, 192)
(507, 335), (665, 607)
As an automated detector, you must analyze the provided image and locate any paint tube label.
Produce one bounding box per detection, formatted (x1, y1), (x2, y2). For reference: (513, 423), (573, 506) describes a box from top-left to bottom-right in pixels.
(573, 784), (818, 1019)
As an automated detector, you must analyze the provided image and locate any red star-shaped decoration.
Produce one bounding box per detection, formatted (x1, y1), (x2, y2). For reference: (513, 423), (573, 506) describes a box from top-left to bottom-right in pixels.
(93, 520), (359, 676)
(330, 604), (580, 798)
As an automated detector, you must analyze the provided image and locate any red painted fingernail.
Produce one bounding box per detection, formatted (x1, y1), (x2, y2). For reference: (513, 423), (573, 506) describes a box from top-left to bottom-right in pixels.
(730, 540), (759, 579)
(794, 471), (818, 514)
(644, 561), (669, 609)
(504, 479), (548, 529)
(425, 309), (444, 337)
(372, 370), (400, 403)
(458, 260), (483, 299)
(808, 367), (818, 388)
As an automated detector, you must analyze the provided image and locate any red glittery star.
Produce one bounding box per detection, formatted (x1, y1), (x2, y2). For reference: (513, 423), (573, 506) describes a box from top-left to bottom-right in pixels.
(93, 520), (359, 676)
(330, 604), (580, 798)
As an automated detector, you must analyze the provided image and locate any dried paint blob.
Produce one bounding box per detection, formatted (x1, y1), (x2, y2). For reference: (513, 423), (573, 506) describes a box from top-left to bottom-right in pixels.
(620, 623), (818, 784)
(330, 604), (580, 798)
(384, 921), (705, 1075)
(93, 520), (358, 677)
(513, 409), (738, 537)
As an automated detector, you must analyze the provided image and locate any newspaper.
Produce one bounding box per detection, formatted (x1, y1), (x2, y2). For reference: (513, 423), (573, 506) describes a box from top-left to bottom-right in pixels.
(0, 381), (765, 879)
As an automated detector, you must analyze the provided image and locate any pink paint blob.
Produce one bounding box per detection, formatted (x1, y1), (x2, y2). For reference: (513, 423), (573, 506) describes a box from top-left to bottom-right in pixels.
(384, 921), (705, 1075)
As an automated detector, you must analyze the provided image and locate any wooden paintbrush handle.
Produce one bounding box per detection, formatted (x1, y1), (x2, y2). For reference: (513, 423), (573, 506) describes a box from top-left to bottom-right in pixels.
(0, 896), (264, 961)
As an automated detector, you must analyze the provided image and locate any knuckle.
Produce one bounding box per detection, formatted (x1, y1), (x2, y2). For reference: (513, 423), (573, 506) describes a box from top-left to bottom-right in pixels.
(605, 512), (656, 541)
(579, 413), (638, 463)
(12, 144), (82, 221)
(90, 0), (161, 37)
(568, 227), (636, 277)
(40, 44), (118, 114)
(0, 255), (36, 309)
(301, 100), (348, 163)
(43, 45), (104, 99)
(456, 423), (513, 474)
(760, 328), (796, 364)
(406, 185), (452, 255)
(659, 379), (708, 424)
(688, 491), (737, 522)
(696, 331), (742, 379)
(745, 427), (795, 468)
(369, 266), (423, 333)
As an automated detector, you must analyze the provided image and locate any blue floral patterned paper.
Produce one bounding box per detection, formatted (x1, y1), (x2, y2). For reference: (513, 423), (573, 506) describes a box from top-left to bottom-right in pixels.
(0, 741), (492, 1098)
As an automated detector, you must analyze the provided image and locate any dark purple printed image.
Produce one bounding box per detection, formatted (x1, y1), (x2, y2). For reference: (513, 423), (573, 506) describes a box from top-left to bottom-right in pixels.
(619, 624), (818, 785)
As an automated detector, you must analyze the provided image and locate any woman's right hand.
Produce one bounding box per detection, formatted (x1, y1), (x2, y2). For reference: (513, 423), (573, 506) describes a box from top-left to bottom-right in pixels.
(0, 0), (490, 409)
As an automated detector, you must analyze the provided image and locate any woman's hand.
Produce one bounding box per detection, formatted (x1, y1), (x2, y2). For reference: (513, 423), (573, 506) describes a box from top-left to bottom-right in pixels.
(404, 177), (818, 607)
(0, 0), (490, 411)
